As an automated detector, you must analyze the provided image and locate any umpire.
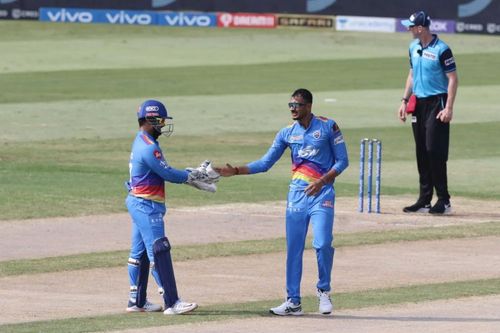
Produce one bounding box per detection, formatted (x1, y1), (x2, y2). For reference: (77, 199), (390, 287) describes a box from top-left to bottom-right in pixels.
(397, 11), (458, 214)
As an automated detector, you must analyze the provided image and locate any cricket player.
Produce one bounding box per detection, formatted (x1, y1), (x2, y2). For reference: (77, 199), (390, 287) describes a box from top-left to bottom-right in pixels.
(216, 89), (349, 315)
(125, 99), (217, 315)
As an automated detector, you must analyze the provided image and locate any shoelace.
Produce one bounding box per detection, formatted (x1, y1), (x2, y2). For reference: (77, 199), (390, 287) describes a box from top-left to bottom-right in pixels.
(144, 301), (158, 309)
(318, 292), (331, 303)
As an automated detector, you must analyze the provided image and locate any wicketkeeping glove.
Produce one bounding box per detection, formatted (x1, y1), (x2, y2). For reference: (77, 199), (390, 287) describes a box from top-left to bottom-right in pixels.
(185, 160), (220, 193)
(203, 160), (220, 183)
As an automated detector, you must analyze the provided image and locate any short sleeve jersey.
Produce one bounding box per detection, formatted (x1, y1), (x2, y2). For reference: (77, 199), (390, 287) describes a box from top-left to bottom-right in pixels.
(409, 34), (456, 98)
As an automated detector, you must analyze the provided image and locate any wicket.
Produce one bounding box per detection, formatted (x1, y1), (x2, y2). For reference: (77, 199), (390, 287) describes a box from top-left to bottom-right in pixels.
(358, 138), (382, 213)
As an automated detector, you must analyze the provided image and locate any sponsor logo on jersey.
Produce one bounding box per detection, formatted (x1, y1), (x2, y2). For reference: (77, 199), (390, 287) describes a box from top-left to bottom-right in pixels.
(287, 202), (304, 212)
(422, 51), (437, 60)
(312, 130), (321, 139)
(290, 135), (303, 141)
(151, 215), (164, 224)
(298, 146), (319, 158)
(154, 150), (162, 160)
(322, 200), (334, 208)
(444, 57), (455, 66)
(334, 135), (344, 145)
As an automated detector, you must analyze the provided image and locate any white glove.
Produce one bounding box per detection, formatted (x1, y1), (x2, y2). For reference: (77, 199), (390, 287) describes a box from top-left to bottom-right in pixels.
(185, 160), (220, 193)
(186, 170), (217, 193)
(186, 160), (220, 183)
(204, 160), (220, 183)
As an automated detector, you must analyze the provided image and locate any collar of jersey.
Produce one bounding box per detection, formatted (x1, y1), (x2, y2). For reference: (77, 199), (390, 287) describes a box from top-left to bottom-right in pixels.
(418, 34), (439, 51)
(140, 130), (157, 145)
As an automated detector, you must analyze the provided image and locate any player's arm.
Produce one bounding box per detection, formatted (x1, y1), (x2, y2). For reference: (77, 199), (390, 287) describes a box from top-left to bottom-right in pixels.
(435, 70), (457, 123)
(399, 47), (414, 122)
(216, 130), (287, 177)
(398, 69), (413, 122)
(143, 147), (189, 183)
(437, 48), (458, 123)
(330, 128), (349, 177)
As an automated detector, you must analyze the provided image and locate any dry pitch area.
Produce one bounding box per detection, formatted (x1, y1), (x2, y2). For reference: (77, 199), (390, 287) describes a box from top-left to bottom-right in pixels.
(1, 196), (499, 332)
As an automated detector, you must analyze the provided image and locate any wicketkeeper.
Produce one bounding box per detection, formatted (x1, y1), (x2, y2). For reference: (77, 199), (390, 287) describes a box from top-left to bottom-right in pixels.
(125, 99), (219, 314)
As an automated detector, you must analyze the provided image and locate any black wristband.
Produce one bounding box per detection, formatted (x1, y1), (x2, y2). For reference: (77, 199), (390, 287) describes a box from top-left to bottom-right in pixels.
(401, 97), (409, 103)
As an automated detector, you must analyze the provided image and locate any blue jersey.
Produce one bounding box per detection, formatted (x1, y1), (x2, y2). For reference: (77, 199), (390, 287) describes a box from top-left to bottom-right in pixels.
(247, 115), (349, 190)
(409, 34), (456, 98)
(128, 131), (188, 202)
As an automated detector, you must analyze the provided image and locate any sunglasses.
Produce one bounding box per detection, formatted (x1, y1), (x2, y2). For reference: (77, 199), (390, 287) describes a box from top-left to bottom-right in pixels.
(146, 116), (169, 126)
(146, 116), (174, 136)
(288, 102), (307, 109)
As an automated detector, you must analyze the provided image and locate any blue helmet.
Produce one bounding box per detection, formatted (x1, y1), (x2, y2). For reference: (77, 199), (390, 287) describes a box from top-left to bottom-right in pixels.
(137, 100), (174, 137)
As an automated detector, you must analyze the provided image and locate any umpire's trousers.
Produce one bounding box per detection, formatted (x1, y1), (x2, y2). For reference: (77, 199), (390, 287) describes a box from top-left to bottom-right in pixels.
(412, 93), (450, 203)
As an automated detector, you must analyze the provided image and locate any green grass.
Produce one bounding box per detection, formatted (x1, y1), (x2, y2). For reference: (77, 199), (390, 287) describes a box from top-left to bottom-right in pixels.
(1, 278), (499, 333)
(1, 54), (500, 104)
(2, 222), (498, 277)
(0, 22), (499, 220)
(1, 117), (499, 219)
(2, 22), (500, 74)
(1, 22), (499, 332)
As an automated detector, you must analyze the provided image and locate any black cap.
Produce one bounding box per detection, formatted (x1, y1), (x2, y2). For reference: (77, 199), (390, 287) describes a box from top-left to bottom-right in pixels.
(401, 11), (431, 27)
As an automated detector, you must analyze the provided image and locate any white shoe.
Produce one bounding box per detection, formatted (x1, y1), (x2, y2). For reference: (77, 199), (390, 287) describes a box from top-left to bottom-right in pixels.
(126, 300), (163, 312)
(317, 289), (333, 315)
(269, 299), (303, 316)
(164, 300), (198, 315)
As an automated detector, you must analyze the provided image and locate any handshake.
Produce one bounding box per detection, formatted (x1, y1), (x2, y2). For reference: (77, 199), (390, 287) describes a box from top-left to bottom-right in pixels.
(185, 160), (220, 193)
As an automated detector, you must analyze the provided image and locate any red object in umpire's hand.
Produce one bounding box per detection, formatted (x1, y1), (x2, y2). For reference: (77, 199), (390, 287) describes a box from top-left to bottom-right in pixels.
(406, 95), (417, 114)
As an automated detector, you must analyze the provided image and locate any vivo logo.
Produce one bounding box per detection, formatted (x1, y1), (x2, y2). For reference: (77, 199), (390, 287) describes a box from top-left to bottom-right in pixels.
(162, 12), (215, 27)
(46, 9), (93, 23)
(106, 11), (152, 25)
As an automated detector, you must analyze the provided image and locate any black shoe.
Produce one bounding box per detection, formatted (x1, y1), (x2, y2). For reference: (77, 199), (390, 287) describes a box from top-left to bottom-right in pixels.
(403, 201), (431, 213)
(429, 200), (451, 214)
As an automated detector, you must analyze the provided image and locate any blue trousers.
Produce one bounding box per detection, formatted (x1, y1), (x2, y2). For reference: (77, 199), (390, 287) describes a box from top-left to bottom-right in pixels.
(126, 195), (165, 291)
(285, 186), (335, 304)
